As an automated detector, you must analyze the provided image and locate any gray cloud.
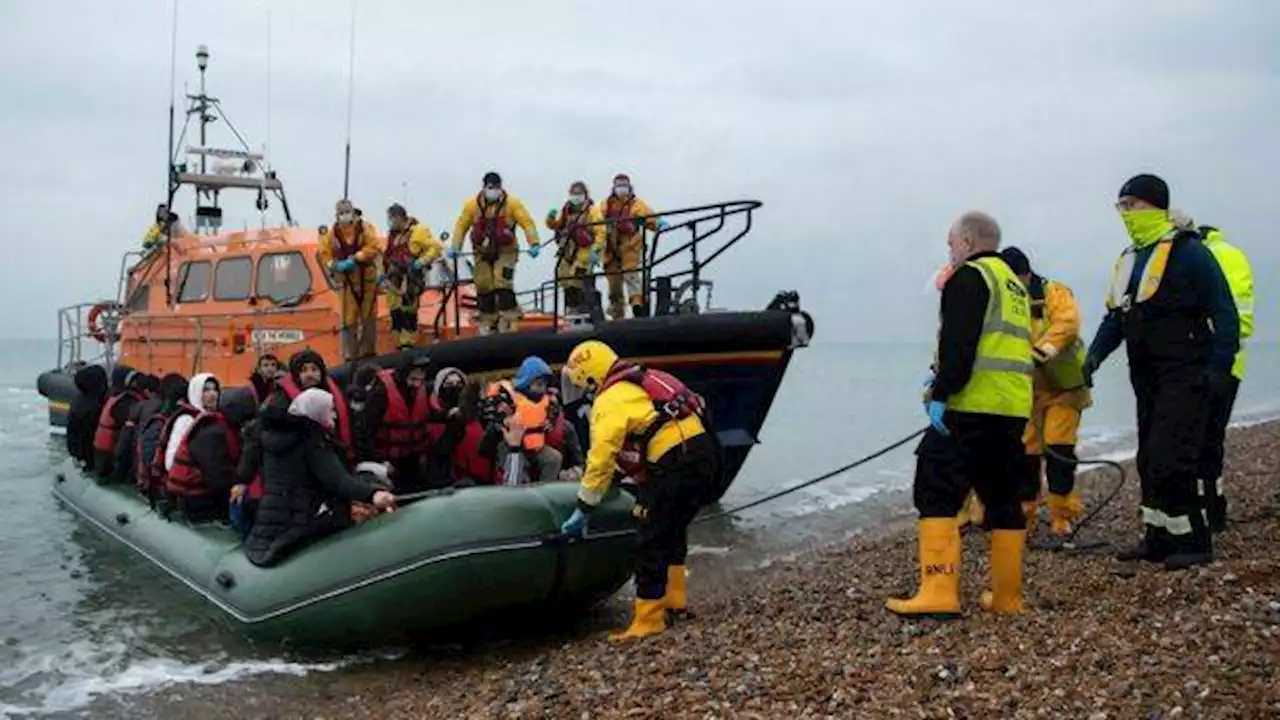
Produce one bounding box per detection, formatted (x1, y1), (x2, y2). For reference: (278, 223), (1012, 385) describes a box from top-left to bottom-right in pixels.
(1, 0), (1275, 344)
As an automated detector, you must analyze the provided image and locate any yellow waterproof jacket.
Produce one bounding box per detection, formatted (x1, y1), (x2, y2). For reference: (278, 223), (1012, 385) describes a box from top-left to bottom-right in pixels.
(1203, 228), (1255, 379)
(319, 220), (381, 285)
(547, 203), (606, 257)
(387, 220), (444, 264)
(577, 381), (705, 507)
(1031, 280), (1081, 362)
(601, 196), (658, 243)
(451, 192), (540, 253)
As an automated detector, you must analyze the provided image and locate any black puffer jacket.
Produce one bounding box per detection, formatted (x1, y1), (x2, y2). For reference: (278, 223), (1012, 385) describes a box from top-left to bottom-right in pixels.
(244, 407), (377, 568)
(66, 365), (108, 469)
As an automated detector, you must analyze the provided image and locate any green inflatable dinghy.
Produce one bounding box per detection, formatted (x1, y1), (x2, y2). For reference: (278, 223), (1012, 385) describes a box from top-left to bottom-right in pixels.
(52, 468), (639, 647)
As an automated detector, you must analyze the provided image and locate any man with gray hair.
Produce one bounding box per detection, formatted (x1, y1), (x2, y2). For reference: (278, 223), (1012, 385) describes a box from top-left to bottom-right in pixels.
(887, 210), (1034, 619)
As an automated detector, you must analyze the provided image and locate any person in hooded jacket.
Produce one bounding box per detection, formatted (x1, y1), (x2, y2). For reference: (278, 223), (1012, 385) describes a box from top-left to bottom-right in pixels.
(163, 373), (244, 521)
(109, 373), (160, 485)
(264, 349), (355, 467)
(424, 367), (468, 486)
(451, 381), (506, 486)
(245, 388), (396, 568)
(92, 365), (144, 479)
(66, 365), (109, 470)
(492, 356), (563, 484)
(134, 373), (190, 503)
(249, 354), (282, 405)
(354, 354), (434, 493)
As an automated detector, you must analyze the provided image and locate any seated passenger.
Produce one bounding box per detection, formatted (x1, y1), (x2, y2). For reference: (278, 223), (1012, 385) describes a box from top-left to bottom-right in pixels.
(424, 367), (468, 486)
(492, 356), (562, 484)
(140, 375), (198, 506)
(354, 354), (433, 493)
(452, 383), (506, 486)
(544, 388), (585, 482)
(92, 365), (145, 480)
(111, 373), (160, 485)
(231, 408), (264, 539)
(266, 349), (355, 467)
(66, 365), (109, 471)
(164, 374), (243, 521)
(245, 388), (396, 568)
(249, 353), (282, 405)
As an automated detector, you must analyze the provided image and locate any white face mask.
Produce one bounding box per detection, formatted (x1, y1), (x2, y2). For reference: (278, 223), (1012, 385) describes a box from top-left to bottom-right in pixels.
(569, 193), (586, 207)
(483, 187), (502, 202)
(613, 185), (631, 198)
(337, 212), (355, 224)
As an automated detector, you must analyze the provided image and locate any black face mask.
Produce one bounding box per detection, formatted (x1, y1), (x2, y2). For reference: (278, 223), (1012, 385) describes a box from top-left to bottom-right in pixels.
(439, 384), (462, 408)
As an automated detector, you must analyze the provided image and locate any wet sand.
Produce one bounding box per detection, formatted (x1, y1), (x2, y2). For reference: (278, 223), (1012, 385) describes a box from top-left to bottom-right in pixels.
(94, 421), (1280, 719)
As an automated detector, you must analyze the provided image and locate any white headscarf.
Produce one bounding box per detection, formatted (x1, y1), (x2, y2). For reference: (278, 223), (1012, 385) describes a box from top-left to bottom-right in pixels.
(288, 387), (334, 429)
(164, 372), (217, 471)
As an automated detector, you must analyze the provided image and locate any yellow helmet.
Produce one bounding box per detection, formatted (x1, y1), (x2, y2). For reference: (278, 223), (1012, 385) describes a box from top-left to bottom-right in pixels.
(564, 340), (618, 388)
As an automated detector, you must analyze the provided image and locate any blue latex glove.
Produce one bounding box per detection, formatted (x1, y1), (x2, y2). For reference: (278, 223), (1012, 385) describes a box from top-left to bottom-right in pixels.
(446, 247), (461, 262)
(926, 400), (950, 436)
(527, 244), (541, 259)
(560, 508), (587, 537)
(410, 258), (424, 271)
(332, 258), (356, 273)
(376, 274), (386, 286)
(656, 218), (671, 231)
(588, 247), (600, 269)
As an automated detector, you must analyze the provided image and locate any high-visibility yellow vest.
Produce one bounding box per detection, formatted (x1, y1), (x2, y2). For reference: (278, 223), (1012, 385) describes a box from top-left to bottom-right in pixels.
(1201, 227), (1255, 381)
(946, 257), (1034, 419)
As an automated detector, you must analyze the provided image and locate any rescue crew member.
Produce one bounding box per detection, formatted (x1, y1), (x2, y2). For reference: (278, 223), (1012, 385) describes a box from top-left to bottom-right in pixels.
(560, 340), (720, 640)
(134, 373), (189, 505)
(492, 356), (563, 485)
(355, 354), (434, 493)
(92, 365), (145, 481)
(166, 375), (248, 521)
(249, 354), (281, 405)
(382, 203), (443, 350)
(245, 388), (396, 568)
(1084, 174), (1239, 570)
(266, 349), (356, 467)
(600, 174), (669, 320)
(66, 365), (109, 471)
(545, 387), (585, 482)
(449, 172), (541, 334)
(319, 198), (381, 361)
(998, 247), (1092, 538)
(887, 211), (1033, 619)
(546, 181), (606, 316)
(1168, 213), (1256, 533)
(142, 203), (188, 251)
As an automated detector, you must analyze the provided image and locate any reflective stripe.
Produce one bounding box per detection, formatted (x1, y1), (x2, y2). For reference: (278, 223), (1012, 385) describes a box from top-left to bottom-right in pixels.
(972, 357), (1035, 374)
(1141, 505), (1194, 536)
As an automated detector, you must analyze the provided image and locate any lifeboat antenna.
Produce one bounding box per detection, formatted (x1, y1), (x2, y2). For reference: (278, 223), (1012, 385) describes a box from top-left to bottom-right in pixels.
(260, 2), (273, 229)
(163, 0), (179, 306)
(341, 0), (357, 200)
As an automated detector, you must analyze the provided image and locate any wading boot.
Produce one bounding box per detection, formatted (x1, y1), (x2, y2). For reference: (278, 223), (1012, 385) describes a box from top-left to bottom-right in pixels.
(663, 565), (695, 621)
(1164, 513), (1213, 571)
(980, 530), (1026, 614)
(1115, 526), (1170, 563)
(885, 518), (962, 619)
(1047, 492), (1084, 537)
(1204, 477), (1228, 534)
(609, 598), (667, 642)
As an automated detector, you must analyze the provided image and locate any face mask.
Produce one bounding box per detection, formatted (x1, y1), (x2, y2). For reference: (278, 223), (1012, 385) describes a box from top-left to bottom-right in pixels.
(439, 384), (462, 408)
(337, 212), (355, 224)
(613, 185), (631, 198)
(1119, 209), (1173, 248)
(483, 188), (502, 202)
(569, 193), (585, 207)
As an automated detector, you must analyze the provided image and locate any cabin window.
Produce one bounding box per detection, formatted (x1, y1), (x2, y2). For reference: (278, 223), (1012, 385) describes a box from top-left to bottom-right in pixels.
(176, 261), (212, 303)
(315, 250), (337, 289)
(257, 252), (313, 304)
(126, 283), (150, 311)
(213, 256), (253, 301)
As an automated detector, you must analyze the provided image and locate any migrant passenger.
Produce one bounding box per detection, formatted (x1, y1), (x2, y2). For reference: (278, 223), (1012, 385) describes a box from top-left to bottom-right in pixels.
(319, 199), (381, 361)
(1084, 175), (1239, 568)
(382, 203), (443, 350)
(249, 353), (281, 405)
(92, 365), (144, 480)
(231, 408), (264, 538)
(244, 388), (396, 568)
(452, 381), (505, 486)
(888, 211), (1033, 619)
(448, 171), (541, 334)
(492, 357), (563, 485)
(546, 181), (606, 316)
(600, 174), (669, 320)
(560, 339), (719, 640)
(354, 354), (434, 493)
(267, 349), (355, 467)
(138, 375), (196, 505)
(544, 387), (585, 481)
(164, 374), (246, 521)
(66, 365), (109, 471)
(110, 373), (160, 485)
(424, 367), (469, 487)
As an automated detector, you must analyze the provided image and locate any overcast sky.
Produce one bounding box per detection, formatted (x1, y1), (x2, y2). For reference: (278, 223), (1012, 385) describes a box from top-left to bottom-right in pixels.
(1, 0), (1275, 343)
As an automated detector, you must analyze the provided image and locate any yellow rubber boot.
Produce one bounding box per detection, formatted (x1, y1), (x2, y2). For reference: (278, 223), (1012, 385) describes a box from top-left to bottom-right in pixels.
(980, 529), (1026, 614)
(663, 565), (694, 620)
(885, 518), (962, 619)
(1047, 492), (1084, 536)
(609, 599), (668, 642)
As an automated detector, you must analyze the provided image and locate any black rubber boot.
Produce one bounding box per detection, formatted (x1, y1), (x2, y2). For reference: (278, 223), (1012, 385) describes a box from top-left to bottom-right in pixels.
(631, 303), (649, 318)
(1116, 526), (1170, 563)
(1205, 477), (1228, 534)
(1164, 513), (1213, 571)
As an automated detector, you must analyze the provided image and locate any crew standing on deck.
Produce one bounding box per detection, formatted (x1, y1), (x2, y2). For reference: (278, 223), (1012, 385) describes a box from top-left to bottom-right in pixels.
(546, 181), (606, 316)
(560, 340), (720, 640)
(1084, 175), (1239, 570)
(887, 211), (1033, 619)
(382, 203), (443, 350)
(319, 199), (381, 361)
(449, 172), (541, 334)
(600, 174), (668, 320)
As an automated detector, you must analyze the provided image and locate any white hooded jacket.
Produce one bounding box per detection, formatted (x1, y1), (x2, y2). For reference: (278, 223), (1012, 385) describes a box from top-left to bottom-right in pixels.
(164, 372), (216, 471)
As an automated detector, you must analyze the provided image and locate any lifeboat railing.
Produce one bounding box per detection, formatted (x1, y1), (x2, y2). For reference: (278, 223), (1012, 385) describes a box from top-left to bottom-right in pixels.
(433, 199), (761, 335)
(55, 303), (117, 374)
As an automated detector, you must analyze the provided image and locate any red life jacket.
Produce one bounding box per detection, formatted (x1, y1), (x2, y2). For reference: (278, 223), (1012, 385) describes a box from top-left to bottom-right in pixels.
(470, 193), (516, 248)
(604, 197), (637, 237)
(545, 414), (567, 451)
(598, 362), (705, 478)
(558, 202), (594, 249)
(384, 219), (419, 267)
(373, 368), (431, 459)
(147, 403), (198, 489)
(425, 395), (447, 445)
(278, 374), (354, 461)
(165, 412), (243, 498)
(135, 408), (175, 493)
(331, 221), (365, 261)
(452, 419), (504, 485)
(93, 391), (143, 454)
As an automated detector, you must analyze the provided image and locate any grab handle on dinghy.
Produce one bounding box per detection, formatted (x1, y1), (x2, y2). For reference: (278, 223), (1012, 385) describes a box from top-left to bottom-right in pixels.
(114, 512), (129, 526)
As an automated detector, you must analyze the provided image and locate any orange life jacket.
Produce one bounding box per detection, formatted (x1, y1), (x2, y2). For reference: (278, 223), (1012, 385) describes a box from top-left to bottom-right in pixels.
(598, 362), (705, 479)
(452, 419), (503, 485)
(470, 193), (516, 248)
(278, 375), (354, 462)
(165, 412), (243, 499)
(93, 390), (143, 454)
(604, 197), (638, 237)
(558, 201), (594, 249)
(488, 380), (548, 452)
(373, 368), (431, 459)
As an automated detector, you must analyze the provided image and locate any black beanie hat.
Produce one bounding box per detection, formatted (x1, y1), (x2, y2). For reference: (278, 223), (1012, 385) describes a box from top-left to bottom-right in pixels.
(1118, 174), (1169, 210)
(999, 246), (1032, 276)
(482, 171), (502, 187)
(288, 349), (327, 382)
